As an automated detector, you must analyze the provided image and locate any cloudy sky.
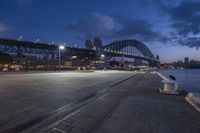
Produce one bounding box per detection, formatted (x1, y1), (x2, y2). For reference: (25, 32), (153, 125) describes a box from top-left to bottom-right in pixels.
(0, 0), (199, 63)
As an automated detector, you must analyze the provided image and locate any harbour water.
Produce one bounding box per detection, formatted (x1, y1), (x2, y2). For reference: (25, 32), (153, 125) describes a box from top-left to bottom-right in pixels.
(160, 69), (200, 93)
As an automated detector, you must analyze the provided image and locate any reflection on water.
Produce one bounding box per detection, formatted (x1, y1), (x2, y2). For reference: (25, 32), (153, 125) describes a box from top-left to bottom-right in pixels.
(160, 69), (200, 93)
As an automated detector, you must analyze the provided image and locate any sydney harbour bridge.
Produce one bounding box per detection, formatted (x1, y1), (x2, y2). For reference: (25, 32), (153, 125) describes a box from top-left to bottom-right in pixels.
(0, 37), (160, 69)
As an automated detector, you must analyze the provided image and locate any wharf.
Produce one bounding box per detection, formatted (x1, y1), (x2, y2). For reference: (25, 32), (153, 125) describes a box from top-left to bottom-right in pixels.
(25, 73), (200, 133)
(0, 72), (200, 133)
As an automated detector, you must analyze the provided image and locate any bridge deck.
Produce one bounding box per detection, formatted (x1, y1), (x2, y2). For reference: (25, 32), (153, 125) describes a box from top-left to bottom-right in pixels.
(0, 38), (159, 62)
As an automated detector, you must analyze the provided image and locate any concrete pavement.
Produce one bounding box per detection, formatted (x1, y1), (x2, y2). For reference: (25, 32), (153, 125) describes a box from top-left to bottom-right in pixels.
(0, 71), (137, 132)
(1, 72), (200, 133)
(27, 73), (200, 133)
(97, 74), (200, 133)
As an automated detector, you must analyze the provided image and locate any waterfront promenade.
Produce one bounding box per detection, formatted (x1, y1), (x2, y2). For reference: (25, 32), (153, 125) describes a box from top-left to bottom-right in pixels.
(0, 71), (200, 133)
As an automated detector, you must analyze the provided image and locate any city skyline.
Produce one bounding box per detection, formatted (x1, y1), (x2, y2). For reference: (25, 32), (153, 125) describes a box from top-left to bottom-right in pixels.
(164, 57), (200, 63)
(0, 0), (200, 63)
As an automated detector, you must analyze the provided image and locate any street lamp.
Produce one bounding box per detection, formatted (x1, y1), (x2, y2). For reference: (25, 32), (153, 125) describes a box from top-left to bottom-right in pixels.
(35, 38), (40, 43)
(18, 36), (23, 41)
(101, 54), (105, 58)
(101, 54), (105, 70)
(58, 45), (65, 71)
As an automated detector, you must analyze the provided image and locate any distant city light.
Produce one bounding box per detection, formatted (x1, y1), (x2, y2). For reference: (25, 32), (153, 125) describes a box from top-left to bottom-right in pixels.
(59, 45), (65, 50)
(101, 54), (105, 58)
(72, 56), (77, 59)
(18, 36), (23, 41)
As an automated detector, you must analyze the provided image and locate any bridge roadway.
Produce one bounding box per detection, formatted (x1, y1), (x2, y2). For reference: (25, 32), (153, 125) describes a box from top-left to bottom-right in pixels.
(0, 71), (200, 133)
(0, 38), (159, 63)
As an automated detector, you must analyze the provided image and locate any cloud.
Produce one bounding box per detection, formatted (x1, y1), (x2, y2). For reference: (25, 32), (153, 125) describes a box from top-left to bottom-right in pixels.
(178, 36), (200, 49)
(113, 15), (167, 42)
(169, 1), (200, 36)
(152, 0), (200, 49)
(66, 13), (167, 42)
(0, 23), (8, 35)
(168, 1), (200, 49)
(66, 13), (115, 39)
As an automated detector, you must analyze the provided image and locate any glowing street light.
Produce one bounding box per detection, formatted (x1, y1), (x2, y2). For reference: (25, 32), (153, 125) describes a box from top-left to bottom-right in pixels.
(101, 54), (105, 58)
(18, 36), (23, 41)
(59, 45), (65, 50)
(101, 54), (105, 70)
(58, 45), (65, 71)
(35, 38), (40, 43)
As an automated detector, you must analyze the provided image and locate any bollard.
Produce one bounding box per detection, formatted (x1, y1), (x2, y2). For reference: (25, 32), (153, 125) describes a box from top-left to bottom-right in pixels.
(160, 80), (179, 95)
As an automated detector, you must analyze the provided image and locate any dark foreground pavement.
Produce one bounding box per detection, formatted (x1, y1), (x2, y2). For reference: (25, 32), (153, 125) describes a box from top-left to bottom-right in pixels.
(1, 72), (200, 133)
(97, 74), (200, 133)
(0, 71), (137, 132)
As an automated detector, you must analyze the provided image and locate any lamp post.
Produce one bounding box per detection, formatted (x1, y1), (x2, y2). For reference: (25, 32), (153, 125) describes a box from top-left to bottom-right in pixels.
(101, 54), (105, 70)
(59, 45), (65, 71)
(17, 36), (23, 70)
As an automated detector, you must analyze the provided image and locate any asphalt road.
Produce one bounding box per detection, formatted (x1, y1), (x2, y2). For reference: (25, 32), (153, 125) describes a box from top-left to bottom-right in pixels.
(0, 71), (137, 132)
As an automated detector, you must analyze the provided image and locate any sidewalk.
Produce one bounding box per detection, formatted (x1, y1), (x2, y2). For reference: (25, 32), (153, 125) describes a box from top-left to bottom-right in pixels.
(24, 73), (200, 133)
(97, 74), (200, 133)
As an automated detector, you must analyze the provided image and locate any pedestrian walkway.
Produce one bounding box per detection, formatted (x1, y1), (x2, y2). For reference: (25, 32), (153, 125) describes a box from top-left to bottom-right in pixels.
(23, 73), (200, 133)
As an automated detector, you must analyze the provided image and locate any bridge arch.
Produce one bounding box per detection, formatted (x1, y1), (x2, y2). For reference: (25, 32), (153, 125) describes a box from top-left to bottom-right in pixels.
(103, 39), (154, 58)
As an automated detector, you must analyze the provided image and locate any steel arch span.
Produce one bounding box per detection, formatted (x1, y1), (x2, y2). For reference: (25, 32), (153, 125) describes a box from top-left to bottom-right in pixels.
(103, 39), (159, 67)
(103, 40), (154, 58)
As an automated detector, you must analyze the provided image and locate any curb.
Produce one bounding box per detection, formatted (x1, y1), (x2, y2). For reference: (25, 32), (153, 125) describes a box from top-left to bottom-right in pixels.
(156, 71), (169, 80)
(185, 93), (200, 112)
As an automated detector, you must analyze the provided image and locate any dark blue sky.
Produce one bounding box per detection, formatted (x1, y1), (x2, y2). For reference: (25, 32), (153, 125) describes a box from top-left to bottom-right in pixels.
(0, 0), (199, 63)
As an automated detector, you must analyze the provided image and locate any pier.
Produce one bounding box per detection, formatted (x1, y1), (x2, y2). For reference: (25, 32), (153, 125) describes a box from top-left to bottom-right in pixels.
(1, 0), (200, 132)
(0, 71), (200, 133)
